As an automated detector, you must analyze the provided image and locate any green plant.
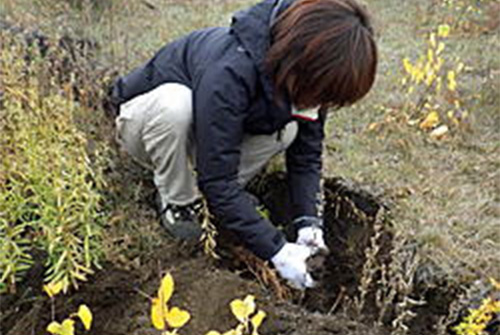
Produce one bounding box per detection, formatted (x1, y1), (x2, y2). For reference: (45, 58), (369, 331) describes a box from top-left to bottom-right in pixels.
(0, 34), (106, 293)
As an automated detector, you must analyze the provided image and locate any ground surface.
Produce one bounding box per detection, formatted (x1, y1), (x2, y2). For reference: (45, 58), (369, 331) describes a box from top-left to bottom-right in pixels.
(1, 0), (499, 334)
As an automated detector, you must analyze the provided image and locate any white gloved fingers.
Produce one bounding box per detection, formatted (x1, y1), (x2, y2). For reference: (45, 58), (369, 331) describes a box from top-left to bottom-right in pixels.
(296, 226), (329, 254)
(286, 271), (316, 290)
(277, 261), (316, 289)
(271, 243), (316, 290)
(303, 272), (316, 289)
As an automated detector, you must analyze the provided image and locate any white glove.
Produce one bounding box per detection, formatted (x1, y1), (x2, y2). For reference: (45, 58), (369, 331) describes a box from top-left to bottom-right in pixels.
(271, 243), (316, 289)
(296, 226), (329, 255)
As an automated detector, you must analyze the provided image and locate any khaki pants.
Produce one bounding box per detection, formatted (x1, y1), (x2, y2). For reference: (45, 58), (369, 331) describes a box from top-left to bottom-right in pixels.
(115, 83), (297, 206)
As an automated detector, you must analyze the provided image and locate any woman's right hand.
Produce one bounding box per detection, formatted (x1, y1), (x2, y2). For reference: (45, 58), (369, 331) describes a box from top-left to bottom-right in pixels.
(271, 242), (316, 290)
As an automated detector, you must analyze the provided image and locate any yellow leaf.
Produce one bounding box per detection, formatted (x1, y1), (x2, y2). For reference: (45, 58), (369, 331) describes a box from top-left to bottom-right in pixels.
(447, 70), (457, 91)
(223, 329), (242, 335)
(205, 332), (222, 335)
(415, 67), (425, 83)
(166, 307), (191, 328)
(77, 304), (92, 330)
(44, 280), (64, 298)
(419, 111), (440, 130)
(407, 119), (419, 126)
(425, 71), (435, 86)
(60, 319), (75, 335)
(402, 58), (413, 75)
(435, 77), (442, 93)
(230, 299), (248, 323)
(159, 273), (174, 305)
(436, 42), (445, 55)
(235, 323), (245, 333)
(429, 32), (436, 48)
(427, 49), (434, 63)
(367, 122), (379, 131)
(447, 110), (460, 126)
(47, 321), (62, 334)
(490, 278), (500, 290)
(437, 24), (450, 38)
(251, 310), (267, 335)
(230, 295), (256, 323)
(151, 297), (166, 330)
(435, 57), (444, 71)
(243, 295), (256, 314)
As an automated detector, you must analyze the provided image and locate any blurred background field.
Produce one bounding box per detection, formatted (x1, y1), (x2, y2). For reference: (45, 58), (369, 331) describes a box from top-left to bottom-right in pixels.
(1, 0), (499, 334)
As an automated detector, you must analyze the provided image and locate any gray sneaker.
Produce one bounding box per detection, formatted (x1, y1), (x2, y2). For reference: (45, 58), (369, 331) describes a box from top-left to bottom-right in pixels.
(156, 195), (203, 241)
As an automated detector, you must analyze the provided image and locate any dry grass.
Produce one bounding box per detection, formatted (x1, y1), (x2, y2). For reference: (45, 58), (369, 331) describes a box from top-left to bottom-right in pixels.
(323, 0), (499, 283)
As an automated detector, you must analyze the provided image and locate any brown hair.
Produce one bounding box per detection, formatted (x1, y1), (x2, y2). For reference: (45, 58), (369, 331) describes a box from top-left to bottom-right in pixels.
(266, 0), (378, 109)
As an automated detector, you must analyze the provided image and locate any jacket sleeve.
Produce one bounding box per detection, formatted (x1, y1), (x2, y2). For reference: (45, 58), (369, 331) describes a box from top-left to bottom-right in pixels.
(285, 111), (326, 220)
(194, 63), (286, 260)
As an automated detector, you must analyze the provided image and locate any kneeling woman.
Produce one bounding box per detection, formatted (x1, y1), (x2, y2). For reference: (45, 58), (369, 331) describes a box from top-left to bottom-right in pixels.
(111, 0), (377, 289)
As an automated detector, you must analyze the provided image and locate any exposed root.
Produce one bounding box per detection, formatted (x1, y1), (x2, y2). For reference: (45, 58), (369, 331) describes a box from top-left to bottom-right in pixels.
(231, 245), (291, 301)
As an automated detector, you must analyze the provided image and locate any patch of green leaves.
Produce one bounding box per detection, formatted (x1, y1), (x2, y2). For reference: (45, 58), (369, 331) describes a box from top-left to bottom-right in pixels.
(0, 35), (106, 293)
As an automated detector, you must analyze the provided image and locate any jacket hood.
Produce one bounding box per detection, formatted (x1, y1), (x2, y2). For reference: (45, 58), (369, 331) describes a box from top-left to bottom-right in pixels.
(230, 0), (296, 102)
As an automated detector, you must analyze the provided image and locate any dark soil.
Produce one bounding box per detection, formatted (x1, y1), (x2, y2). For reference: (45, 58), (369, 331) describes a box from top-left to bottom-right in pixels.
(0, 242), (382, 335)
(1, 171), (462, 335)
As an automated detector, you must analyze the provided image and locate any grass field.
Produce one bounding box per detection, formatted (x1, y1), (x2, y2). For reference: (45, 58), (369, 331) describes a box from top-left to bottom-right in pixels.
(1, 0), (499, 334)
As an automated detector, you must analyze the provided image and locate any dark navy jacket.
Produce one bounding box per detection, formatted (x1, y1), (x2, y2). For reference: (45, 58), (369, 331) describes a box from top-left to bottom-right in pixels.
(112, 0), (326, 260)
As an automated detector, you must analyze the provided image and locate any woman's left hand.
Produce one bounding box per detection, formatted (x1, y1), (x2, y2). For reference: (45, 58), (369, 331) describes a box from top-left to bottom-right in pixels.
(296, 226), (329, 255)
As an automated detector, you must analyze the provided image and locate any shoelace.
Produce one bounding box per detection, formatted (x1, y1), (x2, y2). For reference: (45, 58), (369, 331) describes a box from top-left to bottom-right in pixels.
(159, 199), (204, 221)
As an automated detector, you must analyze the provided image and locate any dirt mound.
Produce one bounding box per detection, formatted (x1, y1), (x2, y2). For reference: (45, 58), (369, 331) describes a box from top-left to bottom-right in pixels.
(2, 171), (463, 335)
(1, 243), (381, 335)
